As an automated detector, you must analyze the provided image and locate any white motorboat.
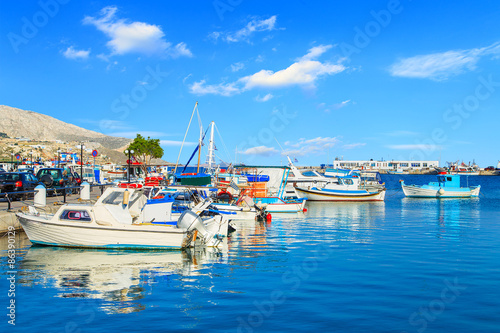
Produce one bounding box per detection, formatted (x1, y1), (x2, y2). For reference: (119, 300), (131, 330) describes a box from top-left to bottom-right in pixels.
(17, 187), (227, 249)
(284, 156), (329, 197)
(294, 174), (386, 201)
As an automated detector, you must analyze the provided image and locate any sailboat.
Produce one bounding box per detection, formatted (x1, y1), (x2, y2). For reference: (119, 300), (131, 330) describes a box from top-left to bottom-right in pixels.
(172, 102), (212, 186)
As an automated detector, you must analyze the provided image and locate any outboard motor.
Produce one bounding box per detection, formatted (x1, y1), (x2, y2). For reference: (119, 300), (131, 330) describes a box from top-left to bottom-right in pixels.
(177, 210), (222, 247)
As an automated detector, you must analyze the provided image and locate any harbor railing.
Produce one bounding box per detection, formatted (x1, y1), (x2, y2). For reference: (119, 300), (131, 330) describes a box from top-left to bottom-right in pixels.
(0, 183), (113, 211)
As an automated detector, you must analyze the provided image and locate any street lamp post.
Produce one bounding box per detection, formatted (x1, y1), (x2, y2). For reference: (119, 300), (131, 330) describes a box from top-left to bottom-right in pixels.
(57, 148), (61, 168)
(10, 153), (14, 171)
(80, 143), (84, 179)
(125, 149), (134, 183)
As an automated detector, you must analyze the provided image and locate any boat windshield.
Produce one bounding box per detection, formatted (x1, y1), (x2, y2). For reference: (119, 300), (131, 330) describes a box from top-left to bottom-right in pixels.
(101, 191), (124, 205)
(129, 191), (144, 207)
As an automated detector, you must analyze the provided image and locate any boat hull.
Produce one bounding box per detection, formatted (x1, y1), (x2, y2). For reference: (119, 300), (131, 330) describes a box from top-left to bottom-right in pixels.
(210, 203), (257, 220)
(258, 199), (307, 213)
(402, 184), (480, 198)
(17, 214), (191, 249)
(294, 187), (386, 201)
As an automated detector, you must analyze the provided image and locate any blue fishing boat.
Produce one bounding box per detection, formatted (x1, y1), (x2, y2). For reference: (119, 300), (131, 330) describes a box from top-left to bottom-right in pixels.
(401, 173), (480, 198)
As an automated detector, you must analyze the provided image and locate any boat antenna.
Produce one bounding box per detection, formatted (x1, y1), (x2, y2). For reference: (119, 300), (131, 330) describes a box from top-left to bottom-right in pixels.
(274, 137), (285, 152)
(174, 101), (198, 174)
(274, 137), (292, 166)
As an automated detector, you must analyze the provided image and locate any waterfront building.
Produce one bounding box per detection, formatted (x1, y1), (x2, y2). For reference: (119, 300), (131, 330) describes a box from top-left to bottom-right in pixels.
(328, 159), (439, 171)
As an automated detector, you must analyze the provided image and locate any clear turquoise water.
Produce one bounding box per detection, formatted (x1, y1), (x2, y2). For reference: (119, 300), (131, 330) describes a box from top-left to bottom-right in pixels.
(2, 175), (500, 332)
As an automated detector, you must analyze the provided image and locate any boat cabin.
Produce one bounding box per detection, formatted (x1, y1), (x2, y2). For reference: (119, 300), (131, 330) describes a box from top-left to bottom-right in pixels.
(432, 174), (461, 188)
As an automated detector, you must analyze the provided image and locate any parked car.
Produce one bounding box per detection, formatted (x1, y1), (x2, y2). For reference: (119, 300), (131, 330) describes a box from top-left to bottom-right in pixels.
(17, 166), (35, 174)
(35, 168), (78, 194)
(484, 166), (495, 171)
(0, 172), (39, 200)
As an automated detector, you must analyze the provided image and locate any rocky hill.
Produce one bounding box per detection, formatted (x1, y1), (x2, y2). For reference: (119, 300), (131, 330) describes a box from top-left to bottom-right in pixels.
(0, 105), (131, 149)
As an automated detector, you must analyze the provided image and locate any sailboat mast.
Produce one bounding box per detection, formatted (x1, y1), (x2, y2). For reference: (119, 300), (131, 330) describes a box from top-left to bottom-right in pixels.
(196, 121), (202, 174)
(174, 101), (198, 174)
(207, 121), (215, 171)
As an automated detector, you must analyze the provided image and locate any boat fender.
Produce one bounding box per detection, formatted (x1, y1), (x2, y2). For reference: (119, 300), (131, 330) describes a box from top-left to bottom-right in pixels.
(123, 189), (130, 205)
(303, 208), (308, 212)
(438, 188), (445, 195)
(266, 213), (272, 222)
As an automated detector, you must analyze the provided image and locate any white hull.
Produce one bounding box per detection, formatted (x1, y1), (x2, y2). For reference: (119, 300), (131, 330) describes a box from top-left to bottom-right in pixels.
(17, 214), (191, 249)
(260, 200), (307, 213)
(402, 184), (480, 198)
(210, 203), (257, 220)
(294, 187), (386, 201)
(449, 172), (480, 176)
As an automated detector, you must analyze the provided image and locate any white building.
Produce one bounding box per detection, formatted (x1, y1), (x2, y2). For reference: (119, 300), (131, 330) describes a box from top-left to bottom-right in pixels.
(331, 160), (439, 171)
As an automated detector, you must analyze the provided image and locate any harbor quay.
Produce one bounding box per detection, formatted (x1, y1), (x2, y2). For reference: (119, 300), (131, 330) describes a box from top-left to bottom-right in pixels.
(0, 187), (103, 233)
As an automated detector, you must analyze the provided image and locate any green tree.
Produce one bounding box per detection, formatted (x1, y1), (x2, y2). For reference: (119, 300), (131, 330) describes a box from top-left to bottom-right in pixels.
(125, 134), (164, 175)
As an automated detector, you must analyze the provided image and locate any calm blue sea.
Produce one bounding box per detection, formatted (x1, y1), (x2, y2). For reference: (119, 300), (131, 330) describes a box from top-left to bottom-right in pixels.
(2, 175), (500, 333)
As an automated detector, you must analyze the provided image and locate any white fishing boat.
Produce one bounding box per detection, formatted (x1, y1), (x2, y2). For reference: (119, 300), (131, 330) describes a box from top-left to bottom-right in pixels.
(151, 186), (261, 220)
(294, 175), (386, 201)
(401, 173), (480, 198)
(446, 161), (480, 176)
(387, 166), (409, 175)
(17, 187), (227, 249)
(232, 164), (308, 213)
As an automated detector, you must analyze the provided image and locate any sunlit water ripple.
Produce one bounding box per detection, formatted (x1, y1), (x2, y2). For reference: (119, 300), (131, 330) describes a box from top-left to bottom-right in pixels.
(1, 175), (500, 332)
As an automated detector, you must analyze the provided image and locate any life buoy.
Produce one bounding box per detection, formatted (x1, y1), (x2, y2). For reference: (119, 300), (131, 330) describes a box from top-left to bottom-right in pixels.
(217, 190), (233, 202)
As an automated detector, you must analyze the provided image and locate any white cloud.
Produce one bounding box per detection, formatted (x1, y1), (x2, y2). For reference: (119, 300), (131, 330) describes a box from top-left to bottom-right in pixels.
(255, 93), (274, 102)
(211, 16), (278, 43)
(389, 41), (500, 80)
(343, 143), (366, 149)
(283, 137), (339, 156)
(160, 140), (196, 147)
(172, 42), (193, 58)
(63, 46), (90, 60)
(240, 146), (279, 156)
(387, 144), (441, 151)
(332, 99), (351, 110)
(241, 59), (344, 90)
(189, 80), (240, 97)
(190, 44), (345, 96)
(299, 44), (332, 61)
(231, 62), (245, 72)
(384, 130), (419, 137)
(83, 6), (192, 58)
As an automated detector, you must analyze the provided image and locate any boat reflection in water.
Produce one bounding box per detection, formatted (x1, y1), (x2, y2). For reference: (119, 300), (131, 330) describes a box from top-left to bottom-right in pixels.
(401, 197), (480, 240)
(299, 201), (386, 244)
(19, 245), (227, 314)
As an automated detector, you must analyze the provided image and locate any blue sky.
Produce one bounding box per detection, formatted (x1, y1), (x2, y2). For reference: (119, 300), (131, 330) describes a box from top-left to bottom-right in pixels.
(1, 0), (500, 167)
